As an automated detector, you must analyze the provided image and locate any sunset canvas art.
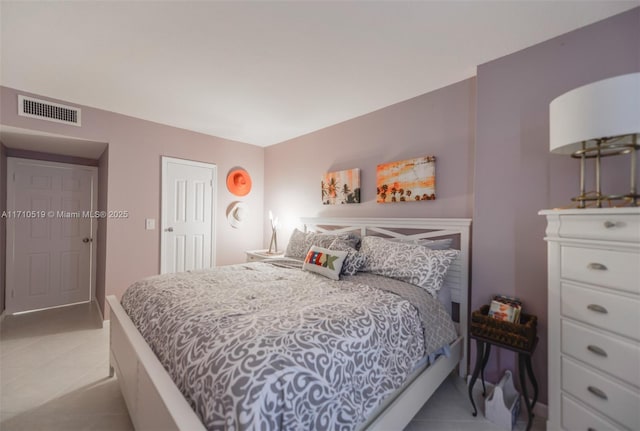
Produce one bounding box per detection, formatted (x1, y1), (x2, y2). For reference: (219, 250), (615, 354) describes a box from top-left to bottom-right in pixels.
(376, 156), (436, 203)
(322, 168), (361, 204)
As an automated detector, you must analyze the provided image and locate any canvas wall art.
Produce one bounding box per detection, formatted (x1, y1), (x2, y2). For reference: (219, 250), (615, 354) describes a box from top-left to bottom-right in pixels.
(322, 168), (361, 204)
(376, 156), (436, 203)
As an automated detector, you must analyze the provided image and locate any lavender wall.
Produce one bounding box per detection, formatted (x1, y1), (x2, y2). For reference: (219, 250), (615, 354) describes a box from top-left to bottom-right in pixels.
(473, 7), (639, 405)
(96, 147), (109, 315)
(0, 87), (265, 316)
(0, 143), (6, 314)
(263, 7), (640, 409)
(264, 78), (476, 245)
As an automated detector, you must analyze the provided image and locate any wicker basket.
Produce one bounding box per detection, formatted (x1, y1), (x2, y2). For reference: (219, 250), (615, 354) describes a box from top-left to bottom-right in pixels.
(471, 305), (537, 351)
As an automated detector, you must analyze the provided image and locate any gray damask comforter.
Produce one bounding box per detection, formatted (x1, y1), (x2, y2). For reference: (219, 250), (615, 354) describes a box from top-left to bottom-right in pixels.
(121, 261), (457, 431)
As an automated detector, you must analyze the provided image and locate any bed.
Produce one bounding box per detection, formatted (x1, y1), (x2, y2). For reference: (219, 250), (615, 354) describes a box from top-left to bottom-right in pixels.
(107, 217), (471, 431)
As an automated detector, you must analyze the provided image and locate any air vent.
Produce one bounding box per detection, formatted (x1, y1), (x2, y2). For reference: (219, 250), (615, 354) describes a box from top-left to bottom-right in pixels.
(18, 95), (81, 126)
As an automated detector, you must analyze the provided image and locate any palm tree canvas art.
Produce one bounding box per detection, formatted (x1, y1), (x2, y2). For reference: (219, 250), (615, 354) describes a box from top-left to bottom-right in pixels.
(376, 156), (436, 203)
(322, 168), (361, 204)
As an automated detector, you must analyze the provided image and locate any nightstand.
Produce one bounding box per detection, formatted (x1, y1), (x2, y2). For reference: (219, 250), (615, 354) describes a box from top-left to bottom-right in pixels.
(468, 334), (539, 431)
(468, 305), (539, 431)
(245, 249), (285, 262)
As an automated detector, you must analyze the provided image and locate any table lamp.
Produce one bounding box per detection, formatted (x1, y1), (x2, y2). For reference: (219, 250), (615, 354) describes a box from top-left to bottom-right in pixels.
(268, 211), (278, 254)
(549, 72), (640, 208)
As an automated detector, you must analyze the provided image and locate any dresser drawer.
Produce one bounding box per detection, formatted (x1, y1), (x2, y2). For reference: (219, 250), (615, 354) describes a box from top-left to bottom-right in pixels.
(561, 246), (640, 294)
(561, 283), (640, 341)
(559, 214), (640, 243)
(562, 357), (640, 430)
(562, 394), (625, 431)
(562, 320), (640, 387)
(246, 250), (285, 263)
(246, 254), (261, 262)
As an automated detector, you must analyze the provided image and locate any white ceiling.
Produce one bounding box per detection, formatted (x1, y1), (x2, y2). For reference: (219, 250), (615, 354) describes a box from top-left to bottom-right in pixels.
(1, 1), (638, 147)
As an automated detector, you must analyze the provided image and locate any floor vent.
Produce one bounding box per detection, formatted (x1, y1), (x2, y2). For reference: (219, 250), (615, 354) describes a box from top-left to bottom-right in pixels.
(18, 95), (81, 126)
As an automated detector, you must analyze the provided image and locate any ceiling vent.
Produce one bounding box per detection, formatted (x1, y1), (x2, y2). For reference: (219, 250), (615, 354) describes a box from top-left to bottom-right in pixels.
(18, 95), (81, 126)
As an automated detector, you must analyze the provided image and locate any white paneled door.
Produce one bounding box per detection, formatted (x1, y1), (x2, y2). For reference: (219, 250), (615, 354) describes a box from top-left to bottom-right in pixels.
(6, 158), (97, 314)
(161, 157), (216, 274)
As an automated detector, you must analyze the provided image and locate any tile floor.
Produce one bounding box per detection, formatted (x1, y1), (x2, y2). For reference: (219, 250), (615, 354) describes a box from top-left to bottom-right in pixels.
(0, 303), (545, 431)
(0, 303), (133, 431)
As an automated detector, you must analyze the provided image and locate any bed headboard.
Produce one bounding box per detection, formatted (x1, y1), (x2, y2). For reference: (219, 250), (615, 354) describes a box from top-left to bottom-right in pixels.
(300, 217), (471, 376)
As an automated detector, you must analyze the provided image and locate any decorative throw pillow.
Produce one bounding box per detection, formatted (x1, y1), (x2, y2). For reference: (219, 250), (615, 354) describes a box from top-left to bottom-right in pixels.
(336, 233), (361, 250)
(329, 238), (366, 276)
(285, 229), (360, 260)
(302, 246), (347, 280)
(359, 236), (459, 296)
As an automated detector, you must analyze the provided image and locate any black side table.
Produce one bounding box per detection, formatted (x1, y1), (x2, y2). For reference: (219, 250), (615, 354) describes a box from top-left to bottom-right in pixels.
(468, 334), (539, 431)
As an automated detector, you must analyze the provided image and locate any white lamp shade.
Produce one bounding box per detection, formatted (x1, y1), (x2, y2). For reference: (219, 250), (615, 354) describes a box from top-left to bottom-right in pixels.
(549, 72), (640, 154)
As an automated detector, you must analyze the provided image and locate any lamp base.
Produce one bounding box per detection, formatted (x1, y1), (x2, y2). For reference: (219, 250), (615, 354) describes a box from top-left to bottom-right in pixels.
(570, 135), (639, 208)
(268, 229), (278, 254)
(572, 194), (639, 207)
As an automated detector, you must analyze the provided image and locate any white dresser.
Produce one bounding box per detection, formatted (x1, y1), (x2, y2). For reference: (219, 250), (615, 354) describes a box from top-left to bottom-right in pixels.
(541, 208), (640, 431)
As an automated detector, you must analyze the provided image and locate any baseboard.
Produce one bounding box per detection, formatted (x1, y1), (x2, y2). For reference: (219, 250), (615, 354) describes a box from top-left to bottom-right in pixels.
(91, 300), (109, 327)
(466, 375), (548, 420)
(92, 299), (105, 328)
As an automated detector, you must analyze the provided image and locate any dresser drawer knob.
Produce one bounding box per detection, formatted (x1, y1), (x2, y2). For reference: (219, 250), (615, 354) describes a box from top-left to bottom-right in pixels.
(587, 385), (608, 401)
(587, 262), (608, 271)
(587, 304), (608, 314)
(603, 220), (618, 229)
(587, 345), (608, 357)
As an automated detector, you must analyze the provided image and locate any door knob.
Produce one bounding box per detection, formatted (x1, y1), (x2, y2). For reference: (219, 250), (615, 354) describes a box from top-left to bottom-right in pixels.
(165, 227), (174, 232)
(82, 237), (93, 243)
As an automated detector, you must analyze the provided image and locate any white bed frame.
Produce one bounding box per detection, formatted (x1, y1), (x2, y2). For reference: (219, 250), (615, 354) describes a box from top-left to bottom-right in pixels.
(107, 217), (471, 431)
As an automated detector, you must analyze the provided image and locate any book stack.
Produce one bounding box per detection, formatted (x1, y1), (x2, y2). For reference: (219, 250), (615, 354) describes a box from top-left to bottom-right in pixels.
(488, 295), (522, 324)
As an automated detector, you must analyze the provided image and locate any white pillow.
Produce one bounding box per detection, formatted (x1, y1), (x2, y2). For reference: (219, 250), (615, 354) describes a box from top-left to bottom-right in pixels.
(302, 246), (347, 280)
(360, 236), (459, 296)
